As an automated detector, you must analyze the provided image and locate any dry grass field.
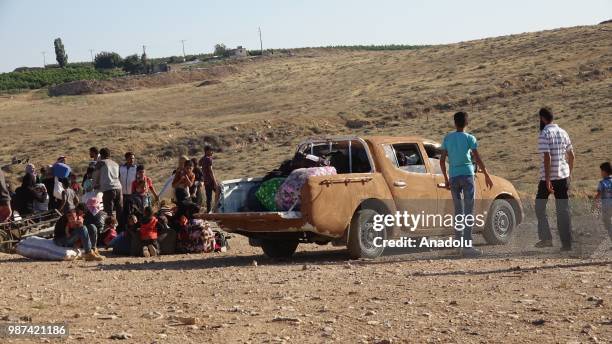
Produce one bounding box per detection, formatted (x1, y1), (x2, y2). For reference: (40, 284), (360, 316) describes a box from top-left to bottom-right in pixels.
(1, 24), (610, 197)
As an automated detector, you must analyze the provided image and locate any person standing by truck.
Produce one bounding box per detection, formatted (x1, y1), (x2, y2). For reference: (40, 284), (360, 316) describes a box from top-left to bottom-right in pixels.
(440, 111), (494, 257)
(199, 146), (218, 213)
(534, 107), (575, 251)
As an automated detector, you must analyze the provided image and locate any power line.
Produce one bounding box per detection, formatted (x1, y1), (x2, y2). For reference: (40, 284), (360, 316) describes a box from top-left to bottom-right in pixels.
(258, 27), (263, 55)
(180, 40), (187, 61)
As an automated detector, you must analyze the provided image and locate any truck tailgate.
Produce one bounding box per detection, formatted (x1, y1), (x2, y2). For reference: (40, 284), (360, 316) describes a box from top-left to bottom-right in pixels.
(197, 211), (307, 233)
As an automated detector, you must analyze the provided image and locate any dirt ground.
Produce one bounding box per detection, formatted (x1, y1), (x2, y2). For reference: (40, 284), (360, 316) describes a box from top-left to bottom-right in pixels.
(0, 214), (611, 343)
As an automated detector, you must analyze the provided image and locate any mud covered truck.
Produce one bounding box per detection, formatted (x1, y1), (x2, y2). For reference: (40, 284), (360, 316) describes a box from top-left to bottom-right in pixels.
(201, 136), (522, 259)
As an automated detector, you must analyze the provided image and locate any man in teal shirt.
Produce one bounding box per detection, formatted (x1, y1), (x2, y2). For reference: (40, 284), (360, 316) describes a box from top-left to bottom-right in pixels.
(440, 111), (493, 257)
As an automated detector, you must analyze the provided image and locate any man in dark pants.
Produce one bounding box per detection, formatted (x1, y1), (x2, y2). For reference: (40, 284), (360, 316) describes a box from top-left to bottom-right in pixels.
(534, 108), (575, 251)
(199, 146), (218, 213)
(93, 148), (123, 230)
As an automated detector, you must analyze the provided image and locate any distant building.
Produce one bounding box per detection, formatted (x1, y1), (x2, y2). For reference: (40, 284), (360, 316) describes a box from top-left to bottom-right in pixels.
(228, 46), (248, 58)
(150, 63), (171, 73)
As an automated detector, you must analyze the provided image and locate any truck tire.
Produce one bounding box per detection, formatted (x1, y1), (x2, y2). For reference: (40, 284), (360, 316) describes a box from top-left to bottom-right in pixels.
(261, 239), (299, 259)
(483, 199), (516, 245)
(347, 208), (386, 259)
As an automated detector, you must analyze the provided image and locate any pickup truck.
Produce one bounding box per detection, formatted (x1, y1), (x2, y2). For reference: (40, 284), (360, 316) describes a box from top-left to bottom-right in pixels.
(201, 136), (522, 259)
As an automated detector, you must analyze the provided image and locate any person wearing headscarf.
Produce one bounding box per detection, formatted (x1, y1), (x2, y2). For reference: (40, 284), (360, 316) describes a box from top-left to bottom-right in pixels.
(25, 163), (39, 183)
(13, 173), (44, 217)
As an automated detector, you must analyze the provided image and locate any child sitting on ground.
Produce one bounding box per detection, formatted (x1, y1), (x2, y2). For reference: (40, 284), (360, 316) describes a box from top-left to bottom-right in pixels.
(101, 216), (118, 248)
(594, 162), (612, 248)
(139, 206), (159, 257)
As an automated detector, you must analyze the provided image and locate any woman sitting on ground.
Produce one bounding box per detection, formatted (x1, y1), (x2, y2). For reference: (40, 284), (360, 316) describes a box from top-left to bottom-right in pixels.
(53, 209), (103, 261)
(13, 172), (44, 217)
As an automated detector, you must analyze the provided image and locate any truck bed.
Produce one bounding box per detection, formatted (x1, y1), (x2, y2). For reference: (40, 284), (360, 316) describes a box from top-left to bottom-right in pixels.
(199, 177), (309, 232)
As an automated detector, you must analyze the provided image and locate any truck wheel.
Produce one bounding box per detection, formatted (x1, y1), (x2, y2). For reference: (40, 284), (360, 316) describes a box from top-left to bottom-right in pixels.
(347, 208), (386, 259)
(261, 239), (299, 259)
(483, 199), (516, 245)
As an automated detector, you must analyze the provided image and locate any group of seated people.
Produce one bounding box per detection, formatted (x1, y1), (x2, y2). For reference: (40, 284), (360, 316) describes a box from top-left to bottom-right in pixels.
(51, 196), (199, 260)
(6, 146), (222, 261)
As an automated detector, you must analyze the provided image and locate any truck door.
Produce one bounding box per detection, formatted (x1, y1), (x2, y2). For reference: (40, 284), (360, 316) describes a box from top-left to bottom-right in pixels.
(380, 142), (438, 232)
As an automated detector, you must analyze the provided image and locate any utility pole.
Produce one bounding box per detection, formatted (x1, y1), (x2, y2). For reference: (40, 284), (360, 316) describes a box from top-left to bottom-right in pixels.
(89, 49), (94, 63)
(41, 51), (46, 67)
(142, 45), (147, 55)
(258, 27), (263, 55)
(180, 40), (187, 62)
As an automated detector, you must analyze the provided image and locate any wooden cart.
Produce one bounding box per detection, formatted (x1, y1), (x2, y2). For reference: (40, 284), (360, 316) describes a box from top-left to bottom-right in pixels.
(0, 210), (62, 253)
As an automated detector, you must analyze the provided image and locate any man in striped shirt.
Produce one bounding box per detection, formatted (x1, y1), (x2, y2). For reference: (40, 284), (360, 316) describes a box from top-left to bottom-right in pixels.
(534, 108), (575, 251)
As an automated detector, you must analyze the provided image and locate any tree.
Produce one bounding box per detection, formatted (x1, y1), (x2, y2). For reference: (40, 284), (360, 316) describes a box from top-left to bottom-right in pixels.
(214, 43), (227, 57)
(140, 52), (149, 74)
(54, 38), (68, 68)
(122, 54), (142, 74)
(94, 52), (122, 69)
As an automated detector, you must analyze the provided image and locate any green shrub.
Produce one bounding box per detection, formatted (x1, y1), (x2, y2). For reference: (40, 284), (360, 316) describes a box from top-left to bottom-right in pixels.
(94, 52), (122, 69)
(0, 67), (124, 91)
(214, 43), (229, 57)
(122, 54), (143, 74)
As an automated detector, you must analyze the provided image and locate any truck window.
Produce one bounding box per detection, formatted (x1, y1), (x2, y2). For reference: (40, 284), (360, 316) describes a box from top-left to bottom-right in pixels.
(385, 143), (428, 174)
(424, 143), (443, 175)
(298, 140), (372, 174)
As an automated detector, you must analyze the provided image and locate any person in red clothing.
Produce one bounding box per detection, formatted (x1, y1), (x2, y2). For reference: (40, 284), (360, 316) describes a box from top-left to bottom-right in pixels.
(69, 173), (82, 196)
(131, 165), (158, 208)
(139, 206), (159, 257)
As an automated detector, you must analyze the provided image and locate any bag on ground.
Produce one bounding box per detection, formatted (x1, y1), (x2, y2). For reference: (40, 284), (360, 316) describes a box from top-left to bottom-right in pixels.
(16, 236), (80, 261)
(213, 230), (229, 252)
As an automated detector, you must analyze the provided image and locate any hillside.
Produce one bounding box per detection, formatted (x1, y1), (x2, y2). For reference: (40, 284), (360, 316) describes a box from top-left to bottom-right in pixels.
(0, 24), (610, 195)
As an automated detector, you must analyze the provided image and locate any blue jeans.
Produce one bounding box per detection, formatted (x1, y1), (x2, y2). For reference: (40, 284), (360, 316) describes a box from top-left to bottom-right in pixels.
(54, 226), (93, 253)
(449, 175), (475, 242)
(603, 205), (612, 242)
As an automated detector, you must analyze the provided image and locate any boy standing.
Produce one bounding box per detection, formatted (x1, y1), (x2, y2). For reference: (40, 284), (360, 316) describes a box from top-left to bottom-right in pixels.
(595, 162), (612, 246)
(94, 148), (123, 227)
(440, 111), (494, 257)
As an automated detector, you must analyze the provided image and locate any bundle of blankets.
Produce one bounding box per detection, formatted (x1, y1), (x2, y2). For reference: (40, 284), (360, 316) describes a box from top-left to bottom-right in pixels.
(255, 166), (337, 211)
